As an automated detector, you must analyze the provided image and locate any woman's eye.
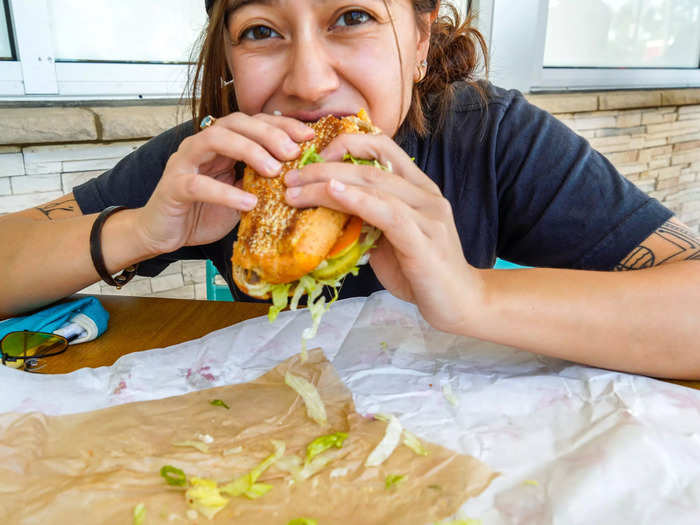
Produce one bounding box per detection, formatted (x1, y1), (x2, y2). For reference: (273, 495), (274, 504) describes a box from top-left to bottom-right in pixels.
(240, 25), (280, 41)
(333, 10), (372, 28)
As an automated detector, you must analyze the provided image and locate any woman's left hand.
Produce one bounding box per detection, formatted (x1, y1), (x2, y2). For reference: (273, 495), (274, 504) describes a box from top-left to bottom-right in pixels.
(283, 132), (484, 334)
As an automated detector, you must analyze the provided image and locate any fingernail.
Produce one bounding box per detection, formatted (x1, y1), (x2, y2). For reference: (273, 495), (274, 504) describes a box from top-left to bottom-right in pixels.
(285, 170), (300, 185)
(266, 158), (282, 174)
(330, 179), (346, 192)
(286, 187), (301, 199)
(241, 194), (257, 210)
(284, 140), (300, 156)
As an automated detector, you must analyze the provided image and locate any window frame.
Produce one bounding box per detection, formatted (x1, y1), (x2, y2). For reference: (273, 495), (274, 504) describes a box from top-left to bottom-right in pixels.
(2, 0), (198, 99)
(479, 0), (700, 93)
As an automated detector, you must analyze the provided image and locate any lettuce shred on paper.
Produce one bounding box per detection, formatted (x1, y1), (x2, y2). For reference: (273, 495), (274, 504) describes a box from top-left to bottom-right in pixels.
(365, 414), (402, 467)
(132, 503), (146, 525)
(285, 372), (328, 426)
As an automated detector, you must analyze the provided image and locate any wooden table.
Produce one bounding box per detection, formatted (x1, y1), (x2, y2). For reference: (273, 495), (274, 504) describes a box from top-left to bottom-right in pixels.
(39, 295), (269, 374)
(37, 295), (700, 390)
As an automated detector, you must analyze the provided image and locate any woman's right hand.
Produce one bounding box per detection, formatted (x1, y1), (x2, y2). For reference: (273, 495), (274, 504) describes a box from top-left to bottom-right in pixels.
(136, 113), (314, 255)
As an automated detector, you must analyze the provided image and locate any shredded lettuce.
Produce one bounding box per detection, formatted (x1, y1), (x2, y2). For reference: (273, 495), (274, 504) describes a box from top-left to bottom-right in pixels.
(288, 519), (318, 525)
(276, 449), (344, 482)
(365, 414), (402, 467)
(285, 372), (328, 426)
(523, 479), (540, 486)
(222, 446), (243, 456)
(330, 467), (349, 478)
(210, 399), (229, 409)
(160, 465), (187, 487)
(375, 415), (429, 456)
(269, 283), (292, 322)
(306, 432), (348, 464)
(385, 474), (405, 490)
(274, 454), (303, 477)
(299, 144), (324, 166)
(343, 153), (392, 173)
(442, 382), (459, 407)
(132, 503), (146, 525)
(302, 449), (343, 479)
(244, 482), (273, 499)
(403, 429), (429, 456)
(220, 440), (285, 499)
(244, 280), (274, 298)
(186, 477), (230, 520)
(172, 440), (209, 453)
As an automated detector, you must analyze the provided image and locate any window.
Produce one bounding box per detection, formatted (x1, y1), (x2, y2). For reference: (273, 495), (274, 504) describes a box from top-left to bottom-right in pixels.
(46, 1), (205, 64)
(479, 0), (700, 92)
(0, 0), (14, 60)
(1, 0), (207, 99)
(544, 0), (700, 69)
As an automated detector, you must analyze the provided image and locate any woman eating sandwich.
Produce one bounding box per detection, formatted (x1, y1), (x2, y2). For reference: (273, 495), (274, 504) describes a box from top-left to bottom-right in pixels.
(1, 0), (699, 379)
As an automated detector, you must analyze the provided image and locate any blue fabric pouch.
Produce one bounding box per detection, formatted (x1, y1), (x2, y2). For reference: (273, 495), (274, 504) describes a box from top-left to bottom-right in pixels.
(0, 297), (109, 344)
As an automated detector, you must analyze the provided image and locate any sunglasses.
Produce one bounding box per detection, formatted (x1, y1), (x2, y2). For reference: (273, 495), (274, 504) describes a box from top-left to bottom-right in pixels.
(0, 331), (69, 371)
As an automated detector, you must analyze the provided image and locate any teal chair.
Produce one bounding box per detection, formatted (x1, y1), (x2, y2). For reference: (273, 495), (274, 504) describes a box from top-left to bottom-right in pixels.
(206, 260), (234, 302)
(493, 258), (530, 270)
(205, 258), (529, 301)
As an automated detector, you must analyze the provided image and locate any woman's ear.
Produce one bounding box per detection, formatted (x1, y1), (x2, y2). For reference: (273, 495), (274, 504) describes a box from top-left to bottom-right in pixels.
(416, 3), (439, 61)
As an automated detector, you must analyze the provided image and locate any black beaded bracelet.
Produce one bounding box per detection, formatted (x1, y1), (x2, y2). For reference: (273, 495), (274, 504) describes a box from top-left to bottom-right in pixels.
(89, 205), (139, 289)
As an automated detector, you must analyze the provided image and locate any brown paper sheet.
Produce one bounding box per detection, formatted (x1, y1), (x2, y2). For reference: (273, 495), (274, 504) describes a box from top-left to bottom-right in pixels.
(0, 349), (496, 524)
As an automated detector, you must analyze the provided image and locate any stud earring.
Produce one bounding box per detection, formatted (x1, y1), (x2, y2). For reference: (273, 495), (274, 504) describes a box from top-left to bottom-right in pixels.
(414, 59), (428, 83)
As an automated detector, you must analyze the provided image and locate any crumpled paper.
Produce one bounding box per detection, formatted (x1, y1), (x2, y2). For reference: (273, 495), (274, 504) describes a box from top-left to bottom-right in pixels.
(1, 291), (700, 524)
(0, 348), (496, 524)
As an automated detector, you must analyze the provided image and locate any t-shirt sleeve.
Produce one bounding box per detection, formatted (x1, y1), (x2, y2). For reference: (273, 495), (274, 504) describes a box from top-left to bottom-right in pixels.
(493, 92), (673, 270)
(72, 121), (206, 276)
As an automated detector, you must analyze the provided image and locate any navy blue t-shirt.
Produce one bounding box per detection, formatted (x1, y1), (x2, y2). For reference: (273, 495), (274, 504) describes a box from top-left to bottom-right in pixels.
(74, 83), (672, 301)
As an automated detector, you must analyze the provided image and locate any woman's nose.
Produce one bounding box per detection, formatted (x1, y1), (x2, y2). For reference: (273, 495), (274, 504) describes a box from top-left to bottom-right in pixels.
(282, 35), (340, 104)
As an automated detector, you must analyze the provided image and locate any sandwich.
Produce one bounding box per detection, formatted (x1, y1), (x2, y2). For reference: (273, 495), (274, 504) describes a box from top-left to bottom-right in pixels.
(231, 111), (385, 332)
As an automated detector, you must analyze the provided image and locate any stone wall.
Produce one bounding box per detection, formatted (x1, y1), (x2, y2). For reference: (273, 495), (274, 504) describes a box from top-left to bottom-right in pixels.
(526, 89), (700, 233)
(0, 104), (209, 300)
(1, 89), (699, 300)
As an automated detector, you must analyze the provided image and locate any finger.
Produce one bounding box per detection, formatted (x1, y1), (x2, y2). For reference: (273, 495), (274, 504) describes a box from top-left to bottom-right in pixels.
(286, 178), (431, 243)
(174, 172), (258, 211)
(320, 133), (441, 195)
(286, 161), (435, 212)
(179, 126), (284, 177)
(252, 113), (316, 143)
(368, 238), (415, 303)
(211, 113), (306, 163)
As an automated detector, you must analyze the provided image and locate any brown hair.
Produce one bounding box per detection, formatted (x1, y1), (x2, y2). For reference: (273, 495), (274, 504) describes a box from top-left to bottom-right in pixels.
(190, 1), (489, 138)
(409, 1), (489, 136)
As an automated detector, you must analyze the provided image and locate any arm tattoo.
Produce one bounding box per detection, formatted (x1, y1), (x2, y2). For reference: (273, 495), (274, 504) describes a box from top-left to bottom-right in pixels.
(35, 198), (78, 220)
(615, 220), (700, 271)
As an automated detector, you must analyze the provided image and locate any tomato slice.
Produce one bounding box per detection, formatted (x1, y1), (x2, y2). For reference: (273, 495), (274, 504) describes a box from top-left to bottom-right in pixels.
(327, 216), (363, 259)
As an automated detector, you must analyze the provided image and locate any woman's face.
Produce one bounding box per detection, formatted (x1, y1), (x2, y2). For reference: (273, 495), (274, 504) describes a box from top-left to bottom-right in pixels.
(224, 0), (430, 136)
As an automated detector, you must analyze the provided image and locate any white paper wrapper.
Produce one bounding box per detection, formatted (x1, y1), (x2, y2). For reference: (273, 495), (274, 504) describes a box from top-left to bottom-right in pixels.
(2, 290), (699, 524)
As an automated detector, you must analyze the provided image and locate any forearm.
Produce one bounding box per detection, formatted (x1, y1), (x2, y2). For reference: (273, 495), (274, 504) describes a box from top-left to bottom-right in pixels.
(466, 263), (700, 379)
(0, 209), (154, 318)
